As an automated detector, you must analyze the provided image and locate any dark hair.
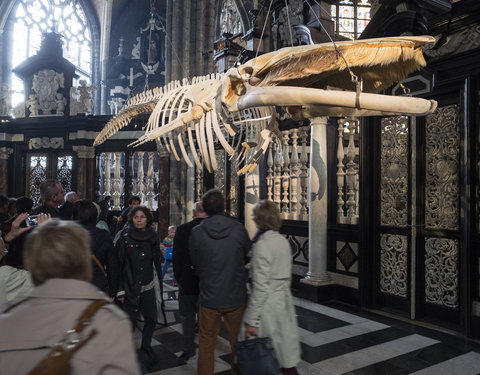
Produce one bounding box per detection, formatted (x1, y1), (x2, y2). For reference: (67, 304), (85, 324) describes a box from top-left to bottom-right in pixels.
(128, 196), (141, 205)
(16, 196), (34, 213)
(8, 198), (17, 214)
(72, 199), (98, 227)
(40, 179), (60, 202)
(0, 194), (9, 208)
(201, 189), (225, 216)
(253, 200), (282, 231)
(128, 206), (154, 227)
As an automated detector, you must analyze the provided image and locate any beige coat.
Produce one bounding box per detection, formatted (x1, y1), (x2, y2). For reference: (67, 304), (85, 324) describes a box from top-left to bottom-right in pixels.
(0, 266), (33, 313)
(243, 230), (301, 368)
(0, 278), (140, 375)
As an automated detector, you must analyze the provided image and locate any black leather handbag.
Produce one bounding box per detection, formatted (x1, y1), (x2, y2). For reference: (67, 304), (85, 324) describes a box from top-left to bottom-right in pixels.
(235, 336), (280, 375)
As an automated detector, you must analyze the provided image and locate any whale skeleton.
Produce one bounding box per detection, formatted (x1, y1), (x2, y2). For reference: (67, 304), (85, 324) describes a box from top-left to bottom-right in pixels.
(94, 35), (437, 174)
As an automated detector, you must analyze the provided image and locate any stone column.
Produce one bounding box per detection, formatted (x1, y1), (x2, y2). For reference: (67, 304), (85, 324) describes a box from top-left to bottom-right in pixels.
(301, 117), (333, 286)
(0, 147), (13, 195)
(245, 166), (260, 239)
(100, 0), (113, 114)
(72, 146), (95, 201)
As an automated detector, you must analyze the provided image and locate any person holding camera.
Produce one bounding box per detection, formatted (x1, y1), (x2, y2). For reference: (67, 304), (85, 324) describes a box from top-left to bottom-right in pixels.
(0, 197), (35, 268)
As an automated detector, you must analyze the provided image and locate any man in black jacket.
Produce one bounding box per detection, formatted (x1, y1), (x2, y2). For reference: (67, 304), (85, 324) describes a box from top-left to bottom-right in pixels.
(31, 179), (65, 218)
(172, 201), (206, 364)
(189, 189), (251, 375)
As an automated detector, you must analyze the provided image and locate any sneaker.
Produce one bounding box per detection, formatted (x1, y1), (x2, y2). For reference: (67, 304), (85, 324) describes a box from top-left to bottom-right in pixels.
(177, 351), (195, 365)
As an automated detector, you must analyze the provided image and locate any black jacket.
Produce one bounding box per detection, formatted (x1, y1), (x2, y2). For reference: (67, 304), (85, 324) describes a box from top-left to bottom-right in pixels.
(59, 201), (74, 220)
(31, 203), (60, 218)
(84, 225), (119, 297)
(172, 217), (204, 295)
(189, 213), (251, 309)
(116, 226), (162, 313)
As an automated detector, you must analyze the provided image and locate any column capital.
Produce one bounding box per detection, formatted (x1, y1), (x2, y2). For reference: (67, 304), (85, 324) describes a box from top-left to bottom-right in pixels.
(309, 116), (329, 127)
(0, 147), (13, 160)
(72, 145), (95, 159)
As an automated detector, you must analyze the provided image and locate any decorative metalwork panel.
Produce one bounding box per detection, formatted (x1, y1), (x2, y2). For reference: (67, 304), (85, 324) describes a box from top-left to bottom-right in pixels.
(379, 234), (408, 297)
(425, 237), (459, 308)
(425, 105), (460, 230)
(56, 155), (73, 193)
(28, 155), (47, 206)
(214, 149), (226, 193)
(380, 117), (409, 227)
(229, 159), (239, 218)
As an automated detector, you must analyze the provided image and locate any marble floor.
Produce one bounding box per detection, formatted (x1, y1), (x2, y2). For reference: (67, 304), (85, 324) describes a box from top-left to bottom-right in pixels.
(137, 272), (480, 375)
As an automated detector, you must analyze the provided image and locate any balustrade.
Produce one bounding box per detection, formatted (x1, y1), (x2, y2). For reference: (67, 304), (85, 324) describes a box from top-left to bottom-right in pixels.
(266, 126), (310, 221)
(335, 118), (359, 224)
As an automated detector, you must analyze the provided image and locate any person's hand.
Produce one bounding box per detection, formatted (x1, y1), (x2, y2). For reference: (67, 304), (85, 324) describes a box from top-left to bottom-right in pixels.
(0, 236), (7, 260)
(4, 213), (32, 242)
(245, 324), (258, 337)
(37, 213), (51, 226)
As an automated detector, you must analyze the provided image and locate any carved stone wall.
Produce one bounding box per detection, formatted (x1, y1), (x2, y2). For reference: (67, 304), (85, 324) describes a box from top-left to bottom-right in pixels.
(425, 105), (460, 230)
(423, 104), (460, 309)
(380, 234), (408, 297)
(380, 117), (409, 227)
(425, 237), (459, 308)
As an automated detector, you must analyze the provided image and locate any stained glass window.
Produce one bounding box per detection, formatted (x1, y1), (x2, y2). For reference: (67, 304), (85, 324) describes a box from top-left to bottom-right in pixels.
(8, 0), (92, 108)
(331, 0), (371, 40)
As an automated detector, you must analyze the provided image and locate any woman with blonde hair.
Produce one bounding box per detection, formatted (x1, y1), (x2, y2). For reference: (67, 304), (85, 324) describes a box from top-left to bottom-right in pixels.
(243, 200), (301, 375)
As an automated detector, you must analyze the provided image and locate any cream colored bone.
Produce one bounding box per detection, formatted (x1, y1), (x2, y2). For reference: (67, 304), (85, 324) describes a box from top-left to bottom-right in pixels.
(95, 35), (438, 175)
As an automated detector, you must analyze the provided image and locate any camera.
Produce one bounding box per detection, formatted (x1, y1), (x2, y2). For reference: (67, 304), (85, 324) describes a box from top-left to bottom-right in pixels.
(26, 215), (39, 226)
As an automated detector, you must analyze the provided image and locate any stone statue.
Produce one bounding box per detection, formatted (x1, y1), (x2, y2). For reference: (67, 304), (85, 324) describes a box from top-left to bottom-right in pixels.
(132, 36), (141, 59)
(27, 94), (39, 117)
(0, 83), (11, 116)
(55, 93), (67, 115)
(12, 101), (25, 118)
(70, 80), (97, 115)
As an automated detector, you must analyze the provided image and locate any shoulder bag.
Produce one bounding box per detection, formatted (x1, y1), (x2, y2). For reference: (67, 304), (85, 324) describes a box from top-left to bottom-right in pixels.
(235, 336), (280, 375)
(27, 300), (109, 375)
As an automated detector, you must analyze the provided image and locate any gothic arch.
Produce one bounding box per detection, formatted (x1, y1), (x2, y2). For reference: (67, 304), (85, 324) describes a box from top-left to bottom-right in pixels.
(0, 0), (101, 92)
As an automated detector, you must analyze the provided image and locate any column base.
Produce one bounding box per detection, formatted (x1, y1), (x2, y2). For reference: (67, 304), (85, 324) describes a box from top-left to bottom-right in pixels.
(293, 275), (334, 303)
(300, 272), (334, 287)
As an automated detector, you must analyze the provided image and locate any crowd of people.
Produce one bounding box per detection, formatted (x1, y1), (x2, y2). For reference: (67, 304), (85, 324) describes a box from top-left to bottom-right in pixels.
(0, 181), (301, 374)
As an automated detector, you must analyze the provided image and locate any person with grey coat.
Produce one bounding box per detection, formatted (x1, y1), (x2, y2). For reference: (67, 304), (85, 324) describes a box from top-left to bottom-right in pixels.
(243, 200), (301, 374)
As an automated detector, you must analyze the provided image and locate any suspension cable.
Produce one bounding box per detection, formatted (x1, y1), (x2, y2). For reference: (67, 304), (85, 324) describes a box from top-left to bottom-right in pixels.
(256, 0), (274, 58)
(305, 0), (359, 87)
(284, 0), (294, 47)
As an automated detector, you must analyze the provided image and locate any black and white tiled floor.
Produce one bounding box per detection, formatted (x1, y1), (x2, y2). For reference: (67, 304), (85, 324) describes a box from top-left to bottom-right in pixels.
(137, 271), (480, 374)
